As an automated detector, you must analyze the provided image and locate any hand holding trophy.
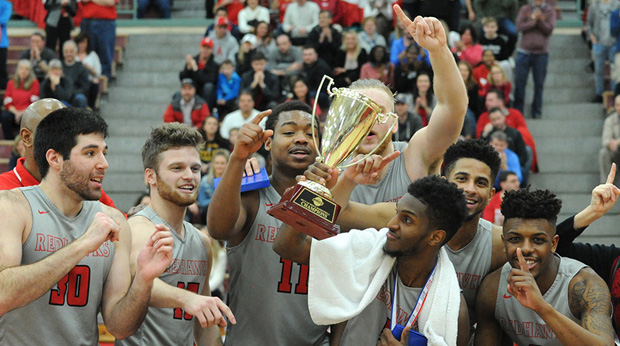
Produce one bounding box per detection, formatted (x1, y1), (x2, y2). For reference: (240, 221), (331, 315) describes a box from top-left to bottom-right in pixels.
(267, 75), (398, 239)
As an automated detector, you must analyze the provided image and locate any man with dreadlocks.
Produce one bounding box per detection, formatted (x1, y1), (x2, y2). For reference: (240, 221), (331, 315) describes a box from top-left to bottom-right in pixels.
(474, 189), (615, 346)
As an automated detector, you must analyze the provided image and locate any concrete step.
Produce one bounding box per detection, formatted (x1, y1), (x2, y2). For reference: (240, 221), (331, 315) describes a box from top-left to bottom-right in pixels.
(529, 172), (599, 193)
(554, 192), (620, 215)
(115, 71), (179, 87)
(125, 44), (197, 59)
(107, 86), (176, 102)
(106, 137), (151, 154)
(124, 34), (203, 48)
(540, 87), (596, 105)
(102, 103), (167, 121)
(125, 58), (183, 72)
(545, 73), (597, 89)
(535, 103), (605, 120)
(105, 151), (144, 172)
(528, 119), (603, 137)
(104, 172), (148, 193)
(534, 152), (599, 173)
(532, 137), (600, 155)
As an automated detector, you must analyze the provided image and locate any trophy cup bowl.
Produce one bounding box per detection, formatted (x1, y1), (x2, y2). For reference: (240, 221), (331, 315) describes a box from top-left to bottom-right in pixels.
(267, 76), (397, 239)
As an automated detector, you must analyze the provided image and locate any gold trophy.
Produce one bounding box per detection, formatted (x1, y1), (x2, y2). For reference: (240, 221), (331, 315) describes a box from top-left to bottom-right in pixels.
(267, 76), (397, 239)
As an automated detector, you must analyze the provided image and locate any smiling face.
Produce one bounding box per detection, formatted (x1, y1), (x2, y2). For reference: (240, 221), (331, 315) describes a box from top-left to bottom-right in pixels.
(293, 79), (309, 99)
(503, 218), (558, 279)
(344, 32), (357, 50)
(60, 133), (108, 201)
(416, 74), (431, 93)
(355, 87), (396, 156)
(446, 158), (494, 221)
(212, 154), (228, 178)
(150, 146), (202, 207)
(203, 117), (219, 136)
(384, 193), (432, 257)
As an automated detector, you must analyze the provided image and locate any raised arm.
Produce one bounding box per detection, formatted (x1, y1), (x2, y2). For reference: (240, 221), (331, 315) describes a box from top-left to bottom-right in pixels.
(395, 7), (467, 180)
(0, 191), (119, 315)
(100, 207), (174, 339)
(206, 110), (272, 245)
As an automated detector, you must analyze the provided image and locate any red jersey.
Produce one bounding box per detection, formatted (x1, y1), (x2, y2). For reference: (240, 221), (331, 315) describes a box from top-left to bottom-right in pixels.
(82, 0), (118, 20)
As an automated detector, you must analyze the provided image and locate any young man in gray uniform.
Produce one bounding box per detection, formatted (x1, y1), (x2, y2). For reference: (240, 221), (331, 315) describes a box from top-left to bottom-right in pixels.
(475, 189), (615, 346)
(0, 108), (174, 344)
(117, 123), (234, 346)
(207, 101), (331, 345)
(347, 5), (468, 205)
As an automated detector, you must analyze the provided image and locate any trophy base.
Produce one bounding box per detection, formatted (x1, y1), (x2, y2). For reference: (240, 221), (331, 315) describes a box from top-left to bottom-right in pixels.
(267, 183), (341, 240)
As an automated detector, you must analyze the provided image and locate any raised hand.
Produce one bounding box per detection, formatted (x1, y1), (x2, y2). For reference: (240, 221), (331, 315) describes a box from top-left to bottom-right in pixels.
(136, 224), (174, 282)
(232, 110), (273, 161)
(506, 248), (546, 312)
(394, 4), (446, 52)
(589, 163), (620, 215)
(343, 151), (401, 186)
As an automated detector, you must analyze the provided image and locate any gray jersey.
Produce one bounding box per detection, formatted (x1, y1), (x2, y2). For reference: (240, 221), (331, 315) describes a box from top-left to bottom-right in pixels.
(116, 206), (209, 346)
(225, 186), (329, 346)
(0, 185), (113, 346)
(350, 142), (411, 204)
(444, 218), (492, 325)
(495, 256), (586, 346)
(341, 268), (422, 346)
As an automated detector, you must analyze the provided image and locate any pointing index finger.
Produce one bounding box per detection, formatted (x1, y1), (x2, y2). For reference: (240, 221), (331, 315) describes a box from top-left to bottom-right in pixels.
(607, 163), (616, 185)
(393, 4), (412, 27)
(252, 109), (272, 125)
(516, 248), (529, 273)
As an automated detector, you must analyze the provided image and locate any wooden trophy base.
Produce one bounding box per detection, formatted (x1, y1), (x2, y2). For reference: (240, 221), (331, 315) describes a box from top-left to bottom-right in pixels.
(267, 183), (341, 240)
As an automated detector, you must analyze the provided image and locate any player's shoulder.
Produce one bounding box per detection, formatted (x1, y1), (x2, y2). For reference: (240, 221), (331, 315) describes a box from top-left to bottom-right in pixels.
(0, 188), (28, 209)
(100, 202), (129, 225)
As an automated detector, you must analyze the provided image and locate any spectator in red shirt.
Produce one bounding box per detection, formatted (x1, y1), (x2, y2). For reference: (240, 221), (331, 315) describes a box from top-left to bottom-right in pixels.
(0, 60), (40, 140)
(482, 170), (519, 225)
(164, 78), (210, 128)
(80, 0), (118, 79)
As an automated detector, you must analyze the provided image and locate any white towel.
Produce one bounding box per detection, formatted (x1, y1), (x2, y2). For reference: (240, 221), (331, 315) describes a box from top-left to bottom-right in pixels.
(308, 228), (461, 346)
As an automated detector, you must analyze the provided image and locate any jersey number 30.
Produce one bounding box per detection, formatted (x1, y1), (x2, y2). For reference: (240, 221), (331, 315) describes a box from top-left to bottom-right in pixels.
(49, 265), (91, 307)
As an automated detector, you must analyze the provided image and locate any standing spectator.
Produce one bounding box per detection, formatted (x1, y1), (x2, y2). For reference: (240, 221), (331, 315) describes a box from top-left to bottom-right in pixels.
(393, 93), (423, 142)
(360, 45), (394, 90)
(180, 37), (219, 110)
(282, 0), (320, 45)
(237, 0), (270, 35)
(61, 40), (90, 109)
(0, 60), (40, 140)
(216, 59), (241, 119)
(611, 6), (620, 95)
(333, 30), (368, 87)
(39, 60), (76, 107)
(219, 91), (261, 139)
(164, 78), (211, 128)
(483, 64), (512, 105)
(588, 0), (619, 103)
(235, 34), (256, 76)
(482, 170), (519, 225)
(20, 33), (56, 82)
(213, 0), (244, 25)
(458, 60), (482, 120)
(412, 71), (436, 126)
(600, 94), (620, 184)
(473, 0), (520, 56)
(198, 148), (230, 219)
(254, 21), (276, 57)
(479, 16), (514, 81)
(240, 52), (279, 111)
(514, 0), (555, 118)
(198, 116), (231, 174)
(268, 34), (302, 93)
(80, 0), (118, 79)
(44, 0), (77, 61)
(452, 23), (484, 67)
(0, 0), (9, 89)
(75, 33), (102, 109)
(308, 10), (342, 68)
(393, 44), (432, 96)
(209, 17), (240, 65)
(358, 16), (387, 54)
(489, 130), (523, 186)
(137, 0), (171, 18)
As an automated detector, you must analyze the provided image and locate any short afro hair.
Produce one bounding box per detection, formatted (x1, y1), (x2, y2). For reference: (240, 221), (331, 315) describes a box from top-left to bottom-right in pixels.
(443, 139), (501, 182)
(501, 188), (562, 226)
(407, 175), (467, 244)
(265, 100), (314, 133)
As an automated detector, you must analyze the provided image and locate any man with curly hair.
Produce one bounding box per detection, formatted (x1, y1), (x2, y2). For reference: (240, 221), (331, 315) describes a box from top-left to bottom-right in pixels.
(475, 189), (615, 346)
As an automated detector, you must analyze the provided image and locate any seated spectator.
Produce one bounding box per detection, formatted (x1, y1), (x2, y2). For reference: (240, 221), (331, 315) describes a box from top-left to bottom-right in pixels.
(452, 23), (483, 67)
(393, 94), (423, 142)
(286, 77), (322, 117)
(137, 0), (171, 18)
(216, 59), (242, 119)
(358, 16), (387, 54)
(61, 40), (89, 109)
(198, 116), (231, 174)
(236, 34), (256, 77)
(333, 30), (368, 88)
(483, 64), (512, 105)
(237, 0), (270, 35)
(458, 60), (482, 121)
(394, 44), (432, 96)
(489, 130), (522, 187)
(20, 33), (56, 82)
(254, 21), (276, 57)
(300, 45), (332, 109)
(389, 31), (415, 67)
(208, 17), (240, 65)
(480, 106), (529, 170)
(213, 0), (244, 26)
(219, 90), (261, 140)
(39, 60), (79, 108)
(412, 71), (435, 126)
(228, 127), (240, 147)
(240, 52), (279, 111)
(282, 0), (320, 45)
(0, 60), (39, 140)
(360, 0), (393, 41)
(269, 34), (303, 93)
(308, 10), (342, 68)
(74, 33), (102, 110)
(482, 170), (519, 225)
(273, 0), (294, 25)
(479, 16), (514, 82)
(312, 0), (344, 27)
(198, 148), (230, 220)
(180, 37), (219, 109)
(205, 8), (241, 39)
(360, 45), (394, 91)
(473, 0), (519, 57)
(164, 78), (210, 128)
(44, 0), (77, 61)
(473, 49), (496, 98)
(599, 95), (620, 184)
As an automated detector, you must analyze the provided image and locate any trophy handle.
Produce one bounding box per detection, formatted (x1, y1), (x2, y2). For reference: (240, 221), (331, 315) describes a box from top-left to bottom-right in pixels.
(339, 112), (398, 168)
(312, 75), (335, 163)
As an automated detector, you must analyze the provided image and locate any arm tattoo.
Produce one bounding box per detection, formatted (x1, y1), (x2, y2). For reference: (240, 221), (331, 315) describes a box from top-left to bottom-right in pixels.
(571, 278), (614, 335)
